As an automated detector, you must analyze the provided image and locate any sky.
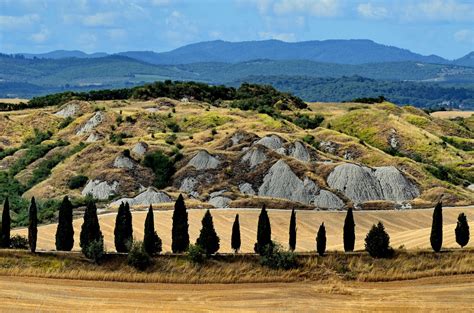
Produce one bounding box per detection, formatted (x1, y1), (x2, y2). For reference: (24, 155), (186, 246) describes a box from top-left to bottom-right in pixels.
(0, 0), (473, 59)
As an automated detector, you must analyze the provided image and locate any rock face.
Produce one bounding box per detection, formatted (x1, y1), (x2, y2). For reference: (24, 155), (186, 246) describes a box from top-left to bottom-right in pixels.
(209, 196), (231, 208)
(82, 180), (119, 200)
(113, 155), (136, 169)
(188, 150), (220, 170)
(255, 135), (285, 153)
(55, 103), (81, 118)
(241, 146), (267, 168)
(239, 183), (256, 195)
(312, 190), (345, 209)
(180, 177), (198, 193)
(327, 163), (419, 203)
(231, 132), (245, 146)
(76, 112), (105, 135)
(289, 141), (311, 162)
(131, 142), (148, 158)
(319, 141), (339, 154)
(85, 132), (103, 143)
(110, 187), (172, 207)
(467, 184), (474, 191)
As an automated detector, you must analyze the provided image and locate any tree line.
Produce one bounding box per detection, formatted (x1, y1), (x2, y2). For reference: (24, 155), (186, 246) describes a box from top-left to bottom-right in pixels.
(0, 196), (471, 268)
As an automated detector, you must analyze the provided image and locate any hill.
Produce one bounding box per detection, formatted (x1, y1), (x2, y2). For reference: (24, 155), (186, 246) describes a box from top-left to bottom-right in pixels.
(20, 50), (108, 59)
(455, 52), (474, 68)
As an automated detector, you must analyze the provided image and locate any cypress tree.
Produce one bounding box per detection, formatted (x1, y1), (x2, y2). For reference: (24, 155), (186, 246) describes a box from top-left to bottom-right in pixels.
(80, 201), (103, 253)
(365, 222), (392, 258)
(55, 196), (74, 251)
(196, 209), (220, 255)
(430, 202), (443, 252)
(114, 202), (133, 253)
(28, 197), (38, 253)
(343, 207), (355, 252)
(143, 205), (162, 255)
(254, 205), (272, 255)
(231, 214), (241, 253)
(316, 222), (326, 256)
(455, 212), (470, 248)
(171, 194), (189, 253)
(289, 209), (296, 251)
(1, 197), (10, 248)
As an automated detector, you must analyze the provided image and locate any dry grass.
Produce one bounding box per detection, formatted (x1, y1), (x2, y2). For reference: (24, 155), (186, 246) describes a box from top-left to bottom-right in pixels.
(431, 111), (474, 119)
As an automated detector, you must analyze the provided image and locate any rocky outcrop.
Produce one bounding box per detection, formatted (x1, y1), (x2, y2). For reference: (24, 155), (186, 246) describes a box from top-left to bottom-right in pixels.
(55, 103), (81, 118)
(82, 180), (119, 200)
(76, 112), (105, 135)
(131, 142), (148, 158)
(110, 187), (172, 207)
(255, 135), (285, 154)
(327, 163), (419, 203)
(208, 190), (231, 208)
(289, 141), (311, 162)
(312, 190), (344, 209)
(85, 132), (103, 143)
(467, 184), (474, 191)
(239, 182), (256, 195)
(319, 141), (339, 154)
(231, 132), (245, 146)
(241, 146), (267, 168)
(113, 155), (136, 169)
(188, 150), (220, 170)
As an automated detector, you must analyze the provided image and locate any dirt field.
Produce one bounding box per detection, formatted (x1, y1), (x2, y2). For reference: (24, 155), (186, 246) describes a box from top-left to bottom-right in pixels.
(13, 207), (474, 253)
(431, 111), (474, 119)
(0, 274), (472, 312)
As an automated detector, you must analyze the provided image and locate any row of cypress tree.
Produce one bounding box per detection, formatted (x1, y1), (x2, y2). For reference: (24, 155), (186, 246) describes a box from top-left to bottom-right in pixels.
(0, 196), (470, 256)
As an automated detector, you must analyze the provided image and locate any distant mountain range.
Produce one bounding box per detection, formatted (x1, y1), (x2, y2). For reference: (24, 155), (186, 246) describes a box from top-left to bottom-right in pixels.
(18, 39), (474, 66)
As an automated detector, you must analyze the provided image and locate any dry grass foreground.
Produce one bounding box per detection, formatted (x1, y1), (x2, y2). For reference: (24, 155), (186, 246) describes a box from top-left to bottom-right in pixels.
(13, 207), (474, 253)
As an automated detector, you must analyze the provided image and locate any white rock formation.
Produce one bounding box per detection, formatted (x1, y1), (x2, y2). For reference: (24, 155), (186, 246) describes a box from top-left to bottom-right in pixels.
(312, 190), (344, 209)
(319, 141), (339, 154)
(239, 183), (256, 195)
(241, 146), (267, 168)
(76, 112), (105, 136)
(209, 196), (231, 208)
(113, 155), (136, 169)
(180, 177), (198, 193)
(231, 132), (245, 146)
(188, 150), (220, 170)
(85, 132), (103, 143)
(255, 135), (285, 152)
(467, 184), (474, 191)
(374, 166), (420, 201)
(110, 187), (172, 207)
(55, 103), (80, 118)
(289, 141), (311, 162)
(131, 142), (148, 158)
(82, 180), (119, 200)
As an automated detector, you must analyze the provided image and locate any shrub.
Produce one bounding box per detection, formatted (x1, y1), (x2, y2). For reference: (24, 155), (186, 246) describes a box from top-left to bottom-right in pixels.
(365, 222), (393, 258)
(259, 242), (297, 270)
(142, 151), (175, 189)
(58, 117), (74, 129)
(127, 241), (151, 271)
(187, 244), (205, 264)
(67, 175), (89, 189)
(455, 212), (469, 248)
(83, 238), (104, 263)
(165, 134), (177, 145)
(10, 234), (28, 249)
(293, 114), (324, 129)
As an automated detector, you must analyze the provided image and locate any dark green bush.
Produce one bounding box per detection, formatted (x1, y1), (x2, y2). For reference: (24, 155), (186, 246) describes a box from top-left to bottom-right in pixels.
(10, 234), (28, 249)
(259, 242), (297, 270)
(187, 244), (205, 264)
(142, 151), (175, 188)
(128, 241), (152, 271)
(293, 114), (324, 129)
(68, 175), (89, 189)
(83, 238), (105, 263)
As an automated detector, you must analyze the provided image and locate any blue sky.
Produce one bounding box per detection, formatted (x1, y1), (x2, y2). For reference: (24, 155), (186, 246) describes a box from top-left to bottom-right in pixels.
(0, 0), (473, 59)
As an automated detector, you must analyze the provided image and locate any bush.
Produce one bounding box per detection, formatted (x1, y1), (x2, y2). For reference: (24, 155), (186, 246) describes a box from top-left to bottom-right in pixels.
(127, 241), (152, 271)
(68, 175), (88, 189)
(142, 151), (175, 188)
(165, 134), (177, 145)
(83, 238), (105, 263)
(259, 242), (297, 270)
(293, 114), (324, 129)
(187, 244), (205, 264)
(10, 234), (28, 249)
(365, 222), (393, 258)
(58, 117), (74, 129)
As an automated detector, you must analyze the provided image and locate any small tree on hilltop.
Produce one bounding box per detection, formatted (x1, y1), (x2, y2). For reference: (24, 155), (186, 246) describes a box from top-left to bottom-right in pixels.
(316, 222), (326, 256)
(343, 207), (355, 253)
(455, 212), (470, 248)
(172, 194), (189, 253)
(365, 221), (392, 258)
(430, 202), (443, 253)
(80, 201), (104, 258)
(231, 214), (241, 253)
(55, 196), (74, 251)
(254, 205), (272, 255)
(114, 202), (133, 253)
(196, 209), (220, 256)
(289, 209), (296, 251)
(1, 197), (11, 248)
(28, 197), (38, 253)
(143, 205), (162, 255)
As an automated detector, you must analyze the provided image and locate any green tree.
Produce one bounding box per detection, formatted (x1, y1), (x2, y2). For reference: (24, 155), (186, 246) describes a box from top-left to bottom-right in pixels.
(55, 196), (74, 251)
(289, 209), (296, 251)
(316, 222), (326, 256)
(114, 202), (133, 253)
(254, 205), (272, 255)
(343, 207), (355, 252)
(365, 222), (392, 258)
(430, 202), (443, 252)
(231, 214), (241, 253)
(142, 151), (175, 188)
(196, 209), (220, 255)
(80, 201), (103, 256)
(171, 194), (189, 253)
(28, 197), (38, 253)
(143, 205), (162, 255)
(1, 197), (10, 248)
(128, 241), (151, 271)
(455, 213), (470, 248)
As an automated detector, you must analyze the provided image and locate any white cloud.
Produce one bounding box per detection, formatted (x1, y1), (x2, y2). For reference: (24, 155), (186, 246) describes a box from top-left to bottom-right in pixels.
(164, 11), (199, 45)
(357, 2), (388, 19)
(273, 0), (340, 17)
(403, 0), (474, 22)
(29, 26), (50, 43)
(107, 28), (127, 40)
(82, 12), (117, 27)
(454, 29), (474, 44)
(258, 31), (296, 41)
(0, 14), (39, 30)
(152, 0), (171, 5)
